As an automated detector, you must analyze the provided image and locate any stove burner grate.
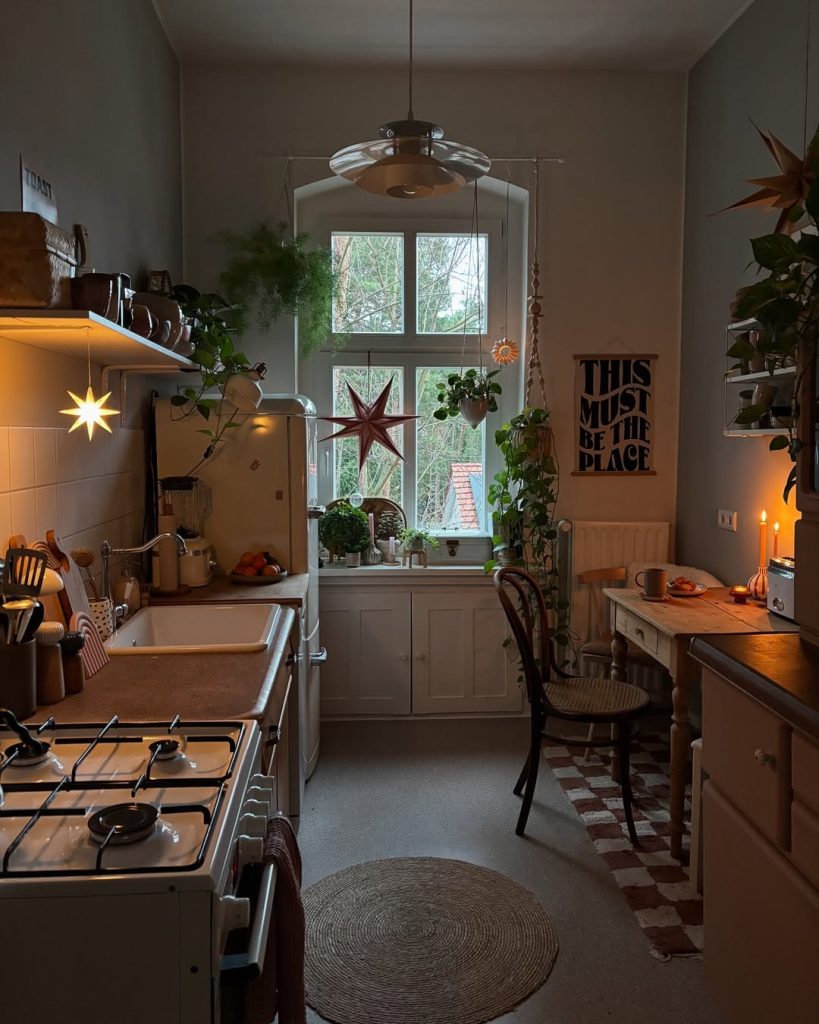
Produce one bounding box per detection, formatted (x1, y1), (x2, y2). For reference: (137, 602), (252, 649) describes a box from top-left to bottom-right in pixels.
(149, 738), (182, 761)
(87, 802), (159, 845)
(3, 740), (51, 768)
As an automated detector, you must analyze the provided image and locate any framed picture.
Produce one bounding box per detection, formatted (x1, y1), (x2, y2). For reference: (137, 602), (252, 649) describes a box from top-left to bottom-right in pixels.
(572, 354), (656, 476)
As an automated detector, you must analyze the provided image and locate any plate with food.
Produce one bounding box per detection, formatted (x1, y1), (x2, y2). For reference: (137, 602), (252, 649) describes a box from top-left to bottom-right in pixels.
(230, 550), (289, 585)
(667, 576), (707, 597)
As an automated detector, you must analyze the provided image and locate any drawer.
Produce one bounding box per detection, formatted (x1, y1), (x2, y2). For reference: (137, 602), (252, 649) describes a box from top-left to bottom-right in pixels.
(702, 669), (790, 848)
(703, 783), (819, 1024)
(614, 605), (659, 654)
(793, 732), (819, 817)
(792, 801), (819, 891)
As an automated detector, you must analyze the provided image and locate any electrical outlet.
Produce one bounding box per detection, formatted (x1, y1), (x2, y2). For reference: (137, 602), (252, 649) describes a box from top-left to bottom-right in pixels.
(718, 509), (738, 532)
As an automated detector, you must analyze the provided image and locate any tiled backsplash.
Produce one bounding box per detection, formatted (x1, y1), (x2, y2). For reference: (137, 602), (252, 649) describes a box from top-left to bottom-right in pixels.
(0, 424), (145, 574)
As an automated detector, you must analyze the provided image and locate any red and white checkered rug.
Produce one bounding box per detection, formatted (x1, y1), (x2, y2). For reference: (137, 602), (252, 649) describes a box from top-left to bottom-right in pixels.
(543, 735), (703, 959)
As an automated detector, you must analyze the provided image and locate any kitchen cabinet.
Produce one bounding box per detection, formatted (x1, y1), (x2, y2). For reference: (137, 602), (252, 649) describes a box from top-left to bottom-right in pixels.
(320, 590), (412, 716)
(411, 590), (520, 714)
(319, 580), (521, 717)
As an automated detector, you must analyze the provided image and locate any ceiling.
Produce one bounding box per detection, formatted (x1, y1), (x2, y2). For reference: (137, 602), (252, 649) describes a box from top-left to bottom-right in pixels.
(153, 0), (752, 72)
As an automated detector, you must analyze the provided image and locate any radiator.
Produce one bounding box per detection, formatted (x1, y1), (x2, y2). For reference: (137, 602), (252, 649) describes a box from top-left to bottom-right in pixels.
(557, 519), (671, 704)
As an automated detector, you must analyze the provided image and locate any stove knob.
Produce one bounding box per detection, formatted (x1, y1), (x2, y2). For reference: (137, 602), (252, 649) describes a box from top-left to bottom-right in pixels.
(219, 894), (251, 935)
(246, 787), (274, 814)
(237, 835), (265, 868)
(239, 813), (268, 838)
(243, 799), (271, 820)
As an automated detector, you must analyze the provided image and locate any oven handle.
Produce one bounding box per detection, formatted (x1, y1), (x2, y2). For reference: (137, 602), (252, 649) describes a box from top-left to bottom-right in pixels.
(220, 861), (278, 980)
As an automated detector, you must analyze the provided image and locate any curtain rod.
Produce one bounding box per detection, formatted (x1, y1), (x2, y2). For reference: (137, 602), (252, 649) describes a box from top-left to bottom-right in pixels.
(260, 154), (565, 164)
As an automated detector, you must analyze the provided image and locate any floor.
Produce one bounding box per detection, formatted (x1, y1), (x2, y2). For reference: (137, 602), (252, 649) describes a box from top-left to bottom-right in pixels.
(297, 718), (722, 1024)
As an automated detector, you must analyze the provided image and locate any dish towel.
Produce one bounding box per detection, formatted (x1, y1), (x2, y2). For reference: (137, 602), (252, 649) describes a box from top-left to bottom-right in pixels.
(249, 813), (306, 1024)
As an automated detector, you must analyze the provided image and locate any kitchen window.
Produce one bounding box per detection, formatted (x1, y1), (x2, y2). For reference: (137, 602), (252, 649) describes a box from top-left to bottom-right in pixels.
(305, 215), (519, 536)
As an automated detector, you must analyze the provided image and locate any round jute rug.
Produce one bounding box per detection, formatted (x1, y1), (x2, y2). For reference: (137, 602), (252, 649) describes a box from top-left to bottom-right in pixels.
(303, 857), (558, 1024)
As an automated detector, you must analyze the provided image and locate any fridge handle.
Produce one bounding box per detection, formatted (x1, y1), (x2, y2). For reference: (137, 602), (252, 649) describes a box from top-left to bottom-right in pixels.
(307, 505), (326, 519)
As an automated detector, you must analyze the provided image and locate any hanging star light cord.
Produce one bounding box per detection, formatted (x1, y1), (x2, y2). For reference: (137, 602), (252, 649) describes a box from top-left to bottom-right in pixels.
(60, 328), (118, 439)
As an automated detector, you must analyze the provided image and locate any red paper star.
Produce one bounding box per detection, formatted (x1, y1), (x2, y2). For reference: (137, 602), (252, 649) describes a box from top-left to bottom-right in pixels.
(321, 377), (417, 469)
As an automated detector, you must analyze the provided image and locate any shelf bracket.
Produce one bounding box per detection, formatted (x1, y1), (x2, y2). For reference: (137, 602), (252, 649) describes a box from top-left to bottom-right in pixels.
(101, 364), (195, 427)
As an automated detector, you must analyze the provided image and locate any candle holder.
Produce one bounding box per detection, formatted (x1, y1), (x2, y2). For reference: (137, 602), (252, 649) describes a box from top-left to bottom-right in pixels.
(747, 565), (768, 601)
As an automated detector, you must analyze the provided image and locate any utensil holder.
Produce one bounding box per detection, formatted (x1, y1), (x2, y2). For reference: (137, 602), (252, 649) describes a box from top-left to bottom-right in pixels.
(0, 639), (37, 718)
(89, 598), (114, 642)
(36, 644), (65, 705)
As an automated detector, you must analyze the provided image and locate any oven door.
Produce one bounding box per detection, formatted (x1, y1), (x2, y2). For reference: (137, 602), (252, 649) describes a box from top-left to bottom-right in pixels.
(218, 857), (279, 1024)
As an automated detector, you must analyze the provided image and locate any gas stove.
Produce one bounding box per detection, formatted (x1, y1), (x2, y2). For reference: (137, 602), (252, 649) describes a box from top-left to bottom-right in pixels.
(0, 710), (282, 1024)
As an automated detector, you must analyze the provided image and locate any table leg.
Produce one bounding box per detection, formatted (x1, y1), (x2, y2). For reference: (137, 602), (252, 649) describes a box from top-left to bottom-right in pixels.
(669, 656), (695, 861)
(609, 631), (628, 780)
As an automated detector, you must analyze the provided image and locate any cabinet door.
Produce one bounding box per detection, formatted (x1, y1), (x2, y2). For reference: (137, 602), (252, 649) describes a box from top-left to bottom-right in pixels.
(319, 589), (411, 716)
(411, 589), (522, 714)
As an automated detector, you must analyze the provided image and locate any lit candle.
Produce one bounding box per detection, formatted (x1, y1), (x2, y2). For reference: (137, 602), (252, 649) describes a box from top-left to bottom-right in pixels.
(368, 513), (375, 546)
(773, 521), (780, 558)
(759, 510), (767, 568)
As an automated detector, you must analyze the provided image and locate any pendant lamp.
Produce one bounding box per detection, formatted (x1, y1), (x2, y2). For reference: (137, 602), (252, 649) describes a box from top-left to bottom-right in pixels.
(330, 0), (490, 199)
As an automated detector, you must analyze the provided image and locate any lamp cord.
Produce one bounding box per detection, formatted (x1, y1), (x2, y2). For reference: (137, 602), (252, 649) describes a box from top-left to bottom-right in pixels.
(408, 0), (414, 119)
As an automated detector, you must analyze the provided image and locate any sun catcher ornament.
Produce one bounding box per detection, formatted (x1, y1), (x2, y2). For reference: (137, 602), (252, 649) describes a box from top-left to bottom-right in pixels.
(321, 377), (418, 470)
(491, 337), (519, 366)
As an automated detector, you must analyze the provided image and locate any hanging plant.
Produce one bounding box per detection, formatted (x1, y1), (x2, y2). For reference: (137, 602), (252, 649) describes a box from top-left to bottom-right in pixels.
(433, 369), (502, 428)
(219, 221), (338, 355)
(723, 122), (819, 502)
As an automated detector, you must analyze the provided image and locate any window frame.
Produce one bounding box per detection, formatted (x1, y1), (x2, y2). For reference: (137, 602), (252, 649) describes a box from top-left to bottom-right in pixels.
(303, 214), (519, 536)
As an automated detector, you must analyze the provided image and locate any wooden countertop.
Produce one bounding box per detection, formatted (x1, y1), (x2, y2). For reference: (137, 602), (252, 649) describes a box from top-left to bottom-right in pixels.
(26, 605), (297, 727)
(691, 633), (819, 740)
(148, 573), (309, 607)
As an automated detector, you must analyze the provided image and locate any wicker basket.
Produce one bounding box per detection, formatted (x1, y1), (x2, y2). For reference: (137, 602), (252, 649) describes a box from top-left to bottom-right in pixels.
(0, 213), (81, 308)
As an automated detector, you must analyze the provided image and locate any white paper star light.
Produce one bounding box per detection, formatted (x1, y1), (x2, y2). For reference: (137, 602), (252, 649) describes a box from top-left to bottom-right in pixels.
(60, 386), (118, 439)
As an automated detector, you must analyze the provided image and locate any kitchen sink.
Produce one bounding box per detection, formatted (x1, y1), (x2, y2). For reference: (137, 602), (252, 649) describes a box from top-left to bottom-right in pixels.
(106, 603), (282, 655)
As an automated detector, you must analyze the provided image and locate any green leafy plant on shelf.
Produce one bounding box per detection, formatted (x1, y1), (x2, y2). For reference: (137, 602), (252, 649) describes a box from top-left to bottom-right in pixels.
(724, 123), (819, 502)
(485, 406), (568, 648)
(432, 368), (502, 422)
(219, 221), (337, 355)
(167, 285), (250, 473)
(400, 528), (440, 552)
(319, 502), (371, 559)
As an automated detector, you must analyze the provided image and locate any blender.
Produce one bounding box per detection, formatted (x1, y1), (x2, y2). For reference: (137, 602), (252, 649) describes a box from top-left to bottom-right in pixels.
(157, 476), (213, 587)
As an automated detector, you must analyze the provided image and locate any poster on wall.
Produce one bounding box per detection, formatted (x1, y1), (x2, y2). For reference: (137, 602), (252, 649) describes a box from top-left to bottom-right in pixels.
(573, 354), (656, 476)
(20, 156), (58, 222)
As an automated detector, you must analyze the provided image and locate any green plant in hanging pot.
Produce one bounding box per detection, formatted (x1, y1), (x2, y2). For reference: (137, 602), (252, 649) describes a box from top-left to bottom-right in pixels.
(433, 368), (502, 428)
(723, 122), (819, 502)
(219, 221), (337, 355)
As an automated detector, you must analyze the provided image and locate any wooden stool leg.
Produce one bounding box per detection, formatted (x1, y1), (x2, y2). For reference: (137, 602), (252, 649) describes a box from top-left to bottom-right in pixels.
(584, 723), (596, 760)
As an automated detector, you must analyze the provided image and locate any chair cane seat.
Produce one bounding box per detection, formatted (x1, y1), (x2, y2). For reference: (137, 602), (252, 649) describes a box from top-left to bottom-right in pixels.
(543, 676), (650, 717)
(580, 632), (660, 668)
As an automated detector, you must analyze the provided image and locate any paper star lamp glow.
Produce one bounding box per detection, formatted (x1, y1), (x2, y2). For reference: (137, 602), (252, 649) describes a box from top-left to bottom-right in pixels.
(320, 377), (417, 470)
(60, 386), (118, 439)
(491, 337), (519, 365)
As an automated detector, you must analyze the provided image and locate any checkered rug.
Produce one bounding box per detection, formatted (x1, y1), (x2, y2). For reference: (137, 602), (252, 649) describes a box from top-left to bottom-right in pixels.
(542, 735), (703, 959)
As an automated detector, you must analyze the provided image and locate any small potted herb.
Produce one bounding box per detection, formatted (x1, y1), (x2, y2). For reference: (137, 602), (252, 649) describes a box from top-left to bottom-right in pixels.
(433, 368), (502, 428)
(318, 502), (371, 566)
(400, 528), (439, 554)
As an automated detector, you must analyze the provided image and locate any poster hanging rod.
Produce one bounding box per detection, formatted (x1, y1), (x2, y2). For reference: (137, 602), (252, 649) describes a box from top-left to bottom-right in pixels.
(260, 154), (565, 164)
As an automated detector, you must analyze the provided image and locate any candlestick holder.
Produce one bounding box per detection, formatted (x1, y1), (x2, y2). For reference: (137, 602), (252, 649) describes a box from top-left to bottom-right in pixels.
(747, 565), (768, 601)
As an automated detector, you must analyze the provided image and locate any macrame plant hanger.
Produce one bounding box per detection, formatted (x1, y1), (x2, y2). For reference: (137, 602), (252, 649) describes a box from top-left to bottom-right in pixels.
(525, 159), (548, 410)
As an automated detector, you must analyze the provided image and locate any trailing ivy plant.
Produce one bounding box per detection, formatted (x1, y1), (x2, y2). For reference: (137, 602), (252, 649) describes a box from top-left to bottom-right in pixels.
(219, 222), (336, 355)
(485, 406), (568, 648)
(168, 285), (249, 473)
(725, 123), (819, 502)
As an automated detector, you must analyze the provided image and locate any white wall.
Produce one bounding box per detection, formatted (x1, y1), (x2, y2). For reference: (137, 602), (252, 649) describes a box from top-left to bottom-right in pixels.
(181, 64), (686, 523)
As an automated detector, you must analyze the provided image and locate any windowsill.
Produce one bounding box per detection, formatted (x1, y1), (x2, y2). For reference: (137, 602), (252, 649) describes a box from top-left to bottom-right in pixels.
(319, 563), (491, 581)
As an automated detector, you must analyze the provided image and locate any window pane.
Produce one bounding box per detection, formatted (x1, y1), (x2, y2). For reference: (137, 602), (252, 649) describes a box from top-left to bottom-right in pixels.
(332, 233), (404, 334)
(416, 234), (488, 335)
(416, 367), (485, 532)
(332, 367), (404, 503)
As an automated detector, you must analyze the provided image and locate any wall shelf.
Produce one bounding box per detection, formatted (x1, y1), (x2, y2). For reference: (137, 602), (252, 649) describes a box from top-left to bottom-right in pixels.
(726, 365), (797, 384)
(0, 309), (194, 370)
(723, 428), (789, 438)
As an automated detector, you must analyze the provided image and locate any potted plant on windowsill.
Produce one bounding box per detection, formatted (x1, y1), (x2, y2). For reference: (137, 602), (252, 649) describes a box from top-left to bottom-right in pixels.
(400, 528), (439, 557)
(375, 510), (406, 563)
(318, 501), (371, 566)
(433, 369), (502, 428)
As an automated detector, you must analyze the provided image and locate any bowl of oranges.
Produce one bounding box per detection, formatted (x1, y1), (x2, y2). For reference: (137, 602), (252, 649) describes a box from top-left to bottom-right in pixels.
(230, 550), (288, 585)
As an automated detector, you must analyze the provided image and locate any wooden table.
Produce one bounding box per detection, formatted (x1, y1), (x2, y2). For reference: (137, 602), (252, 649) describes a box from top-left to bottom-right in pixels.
(603, 586), (798, 860)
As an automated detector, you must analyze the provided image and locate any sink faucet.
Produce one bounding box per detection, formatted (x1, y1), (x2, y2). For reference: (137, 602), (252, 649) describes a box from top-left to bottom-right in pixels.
(101, 534), (189, 601)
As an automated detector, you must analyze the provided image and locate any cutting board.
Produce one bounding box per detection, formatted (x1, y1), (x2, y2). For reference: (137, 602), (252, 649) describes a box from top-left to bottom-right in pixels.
(10, 534), (65, 627)
(47, 529), (92, 622)
(69, 609), (109, 678)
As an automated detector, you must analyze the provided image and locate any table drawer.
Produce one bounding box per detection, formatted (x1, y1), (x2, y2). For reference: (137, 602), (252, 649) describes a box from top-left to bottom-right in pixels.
(792, 801), (819, 891)
(614, 605), (659, 655)
(702, 669), (790, 848)
(793, 732), (819, 818)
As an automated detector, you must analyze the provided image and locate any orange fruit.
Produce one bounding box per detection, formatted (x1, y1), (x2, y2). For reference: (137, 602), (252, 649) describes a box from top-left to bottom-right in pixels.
(252, 553), (267, 570)
(262, 565), (279, 576)
(239, 551), (255, 566)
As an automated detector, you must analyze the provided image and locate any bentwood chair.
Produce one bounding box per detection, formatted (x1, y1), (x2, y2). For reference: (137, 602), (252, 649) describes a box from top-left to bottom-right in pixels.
(494, 566), (650, 844)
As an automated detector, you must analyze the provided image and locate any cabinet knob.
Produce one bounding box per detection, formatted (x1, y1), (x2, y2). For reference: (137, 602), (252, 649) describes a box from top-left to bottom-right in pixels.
(753, 747), (775, 767)
(634, 627), (644, 640)
(398, 653), (408, 661)
(415, 652), (426, 661)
